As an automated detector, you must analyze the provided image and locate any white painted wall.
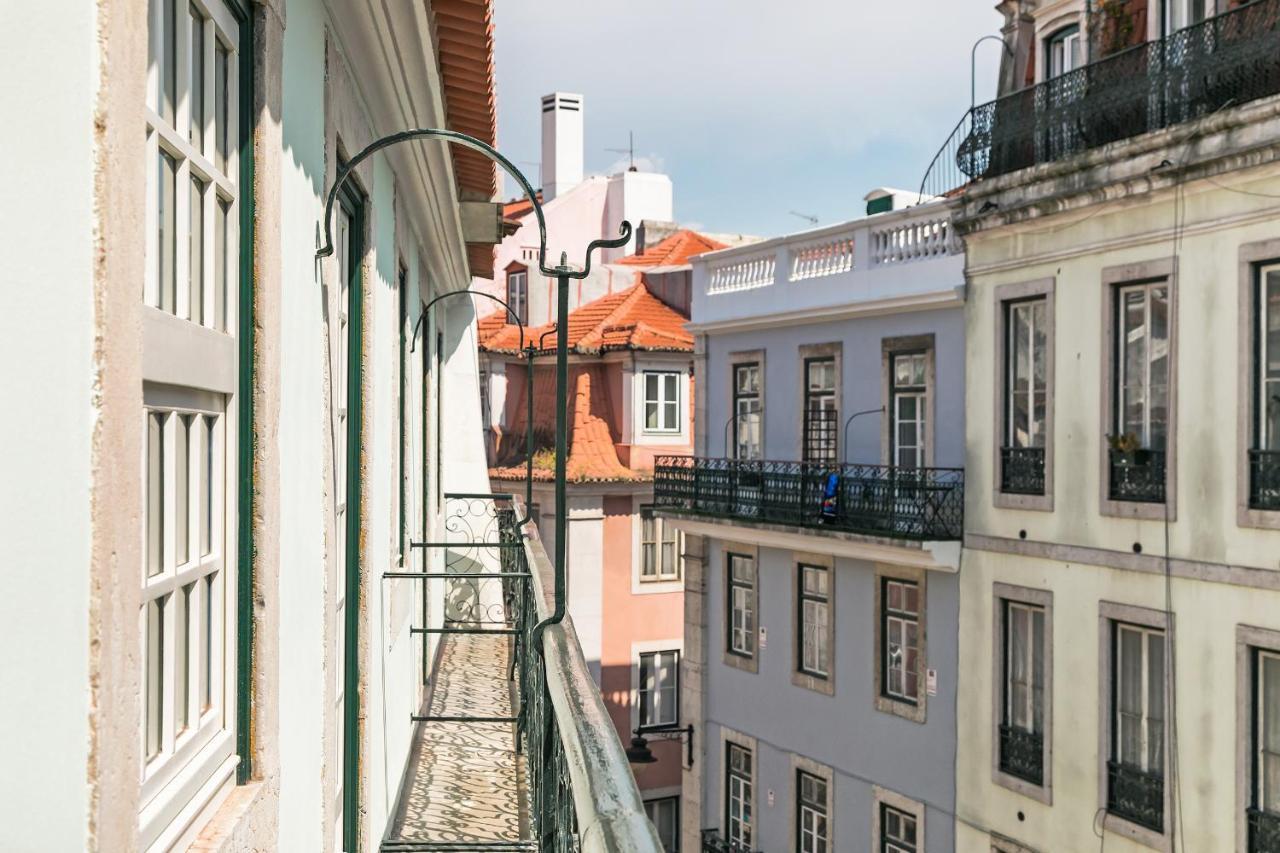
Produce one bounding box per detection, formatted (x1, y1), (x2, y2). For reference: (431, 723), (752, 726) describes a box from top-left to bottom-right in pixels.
(0, 5), (97, 850)
(603, 170), (674, 261)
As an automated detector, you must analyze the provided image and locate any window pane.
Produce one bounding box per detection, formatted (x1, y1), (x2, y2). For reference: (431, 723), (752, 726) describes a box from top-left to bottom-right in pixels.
(203, 572), (215, 711)
(645, 402), (658, 430)
(214, 43), (229, 173)
(214, 197), (229, 331)
(146, 596), (165, 760)
(158, 150), (177, 313)
(202, 415), (215, 556)
(147, 412), (165, 577)
(189, 6), (204, 150)
(177, 583), (192, 733)
(190, 176), (204, 323)
(1262, 269), (1280, 450)
(161, 0), (176, 125)
(176, 414), (190, 565)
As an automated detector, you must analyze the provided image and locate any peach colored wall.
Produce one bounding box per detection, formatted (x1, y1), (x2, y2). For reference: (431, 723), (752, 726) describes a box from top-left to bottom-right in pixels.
(600, 494), (684, 793)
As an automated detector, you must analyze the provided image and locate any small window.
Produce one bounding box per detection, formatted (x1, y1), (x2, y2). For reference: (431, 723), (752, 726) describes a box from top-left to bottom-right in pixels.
(796, 770), (829, 853)
(1109, 281), (1170, 503)
(798, 564), (830, 679)
(733, 362), (762, 460)
(644, 797), (679, 853)
(880, 803), (918, 853)
(726, 743), (753, 847)
(804, 357), (837, 464)
(644, 371), (681, 433)
(1253, 649), (1280, 835)
(640, 507), (680, 582)
(1000, 601), (1045, 786)
(1108, 622), (1166, 832)
(638, 650), (679, 728)
(890, 353), (927, 468)
(1045, 25), (1081, 79)
(506, 268), (528, 325)
(727, 554), (756, 659)
(881, 578), (920, 704)
(1002, 298), (1048, 495)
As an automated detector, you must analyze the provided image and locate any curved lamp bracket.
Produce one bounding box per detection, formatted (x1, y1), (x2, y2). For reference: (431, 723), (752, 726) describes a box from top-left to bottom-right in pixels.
(315, 127), (632, 278)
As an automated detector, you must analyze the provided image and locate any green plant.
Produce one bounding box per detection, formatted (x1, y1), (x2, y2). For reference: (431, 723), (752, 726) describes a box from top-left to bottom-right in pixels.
(1097, 0), (1137, 57)
(531, 447), (557, 471)
(1107, 431), (1141, 454)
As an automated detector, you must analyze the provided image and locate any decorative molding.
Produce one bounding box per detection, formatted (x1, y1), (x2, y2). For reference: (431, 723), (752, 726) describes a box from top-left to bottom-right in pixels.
(685, 288), (964, 335)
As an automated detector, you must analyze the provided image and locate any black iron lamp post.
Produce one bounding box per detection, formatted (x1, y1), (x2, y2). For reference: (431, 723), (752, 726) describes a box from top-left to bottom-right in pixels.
(626, 723), (695, 767)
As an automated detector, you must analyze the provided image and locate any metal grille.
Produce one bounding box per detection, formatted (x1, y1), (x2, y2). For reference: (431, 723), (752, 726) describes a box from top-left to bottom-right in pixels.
(701, 829), (760, 853)
(998, 724), (1044, 786)
(1000, 446), (1046, 496)
(1107, 760), (1165, 833)
(920, 0), (1280, 198)
(1249, 807), (1280, 853)
(803, 407), (838, 465)
(1250, 449), (1280, 510)
(1108, 449), (1167, 503)
(653, 456), (964, 541)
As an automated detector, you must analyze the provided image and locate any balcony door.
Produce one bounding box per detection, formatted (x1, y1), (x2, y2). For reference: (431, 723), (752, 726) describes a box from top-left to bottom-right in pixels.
(890, 353), (927, 469)
(1162, 0), (1208, 36)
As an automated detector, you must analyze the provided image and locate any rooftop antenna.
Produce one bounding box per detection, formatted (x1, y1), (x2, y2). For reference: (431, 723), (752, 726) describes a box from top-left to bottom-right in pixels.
(789, 210), (819, 225)
(606, 130), (637, 171)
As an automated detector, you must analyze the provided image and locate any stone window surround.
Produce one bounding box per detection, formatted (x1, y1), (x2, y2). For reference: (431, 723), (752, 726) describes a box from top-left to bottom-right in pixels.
(722, 543), (759, 674)
(791, 552), (836, 697)
(990, 583), (1054, 804)
(630, 637), (683, 733)
(790, 753), (835, 853)
(881, 334), (937, 468)
(720, 726), (758, 846)
(990, 831), (1039, 853)
(1098, 258), (1179, 521)
(1236, 624), (1280, 853)
(727, 349), (765, 459)
(1237, 238), (1280, 529)
(1096, 600), (1174, 852)
(874, 563), (928, 724)
(872, 784), (925, 853)
(797, 341), (843, 462)
(631, 495), (683, 596)
(993, 278), (1056, 512)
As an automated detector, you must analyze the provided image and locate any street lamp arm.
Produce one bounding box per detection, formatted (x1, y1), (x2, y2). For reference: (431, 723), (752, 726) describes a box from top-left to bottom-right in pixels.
(843, 406), (886, 465)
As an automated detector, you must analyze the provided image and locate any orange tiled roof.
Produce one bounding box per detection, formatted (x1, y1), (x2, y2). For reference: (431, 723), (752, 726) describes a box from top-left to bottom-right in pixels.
(477, 284), (692, 355)
(503, 191), (542, 220)
(616, 229), (727, 267)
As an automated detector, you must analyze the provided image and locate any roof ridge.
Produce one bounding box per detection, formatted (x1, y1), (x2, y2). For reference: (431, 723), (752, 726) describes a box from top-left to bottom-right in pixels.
(576, 284), (647, 349)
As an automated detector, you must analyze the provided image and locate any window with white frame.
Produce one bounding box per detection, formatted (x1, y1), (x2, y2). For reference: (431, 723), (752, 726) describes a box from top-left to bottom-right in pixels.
(727, 553), (756, 659)
(726, 743), (753, 847)
(1108, 621), (1166, 832)
(1162, 0), (1208, 36)
(1254, 649), (1280, 825)
(645, 796), (679, 853)
(881, 578), (920, 704)
(796, 770), (829, 853)
(890, 353), (927, 468)
(1005, 299), (1048, 452)
(644, 371), (681, 433)
(1045, 25), (1081, 79)
(640, 506), (680, 582)
(734, 361), (762, 460)
(638, 649), (679, 728)
(1252, 264), (1280, 511)
(1114, 281), (1170, 452)
(1000, 601), (1046, 786)
(506, 267), (528, 325)
(804, 357), (837, 464)
(798, 564), (830, 679)
(142, 0), (242, 845)
(880, 803), (918, 853)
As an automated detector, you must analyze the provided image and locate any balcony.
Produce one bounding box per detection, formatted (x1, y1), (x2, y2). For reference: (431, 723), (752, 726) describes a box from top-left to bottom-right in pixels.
(1107, 760), (1165, 833)
(997, 724), (1043, 786)
(1250, 449), (1280, 510)
(1108, 449), (1167, 504)
(1000, 446), (1045, 496)
(653, 456), (964, 541)
(921, 0), (1280, 197)
(1249, 806), (1280, 852)
(383, 494), (663, 852)
(701, 828), (760, 853)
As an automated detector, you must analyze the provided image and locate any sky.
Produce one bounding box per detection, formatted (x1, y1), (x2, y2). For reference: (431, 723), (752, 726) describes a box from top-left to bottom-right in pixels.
(493, 0), (1005, 239)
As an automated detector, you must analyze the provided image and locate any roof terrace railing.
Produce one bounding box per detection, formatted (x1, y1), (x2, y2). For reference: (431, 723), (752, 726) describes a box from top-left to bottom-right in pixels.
(920, 0), (1280, 198)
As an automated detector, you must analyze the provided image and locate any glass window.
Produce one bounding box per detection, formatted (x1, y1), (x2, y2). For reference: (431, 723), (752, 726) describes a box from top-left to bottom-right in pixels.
(1046, 25), (1081, 79)
(644, 371), (681, 432)
(804, 357), (837, 464)
(640, 507), (679, 582)
(1163, 0), (1208, 36)
(798, 564), (830, 679)
(1006, 299), (1048, 449)
(644, 797), (679, 853)
(214, 42), (229, 174)
(1108, 622), (1166, 831)
(638, 650), (679, 728)
(1115, 282), (1170, 451)
(189, 5), (205, 150)
(1259, 264), (1280, 452)
(882, 578), (920, 704)
(797, 771), (829, 853)
(506, 268), (528, 325)
(189, 176), (205, 323)
(726, 743), (753, 847)
(881, 804), (918, 853)
(733, 362), (762, 460)
(727, 553), (756, 658)
(1000, 600), (1046, 786)
(158, 149), (177, 314)
(890, 352), (927, 468)
(1258, 650), (1280, 816)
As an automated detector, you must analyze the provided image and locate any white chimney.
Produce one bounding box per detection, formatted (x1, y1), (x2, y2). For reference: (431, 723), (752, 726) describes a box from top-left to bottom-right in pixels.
(540, 92), (583, 202)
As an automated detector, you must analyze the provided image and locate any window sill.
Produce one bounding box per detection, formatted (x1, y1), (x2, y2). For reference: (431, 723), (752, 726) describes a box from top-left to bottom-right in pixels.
(1099, 809), (1171, 853)
(791, 670), (834, 696)
(993, 489), (1053, 512)
(722, 649), (758, 674)
(992, 766), (1052, 805)
(875, 694), (925, 724)
(189, 779), (271, 851)
(632, 577), (683, 596)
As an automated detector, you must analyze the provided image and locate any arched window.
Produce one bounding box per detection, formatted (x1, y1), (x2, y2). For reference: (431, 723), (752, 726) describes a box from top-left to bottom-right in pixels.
(1045, 24), (1081, 80)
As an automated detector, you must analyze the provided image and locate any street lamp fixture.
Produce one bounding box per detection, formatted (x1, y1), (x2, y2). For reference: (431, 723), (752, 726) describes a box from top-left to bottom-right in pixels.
(626, 723), (695, 767)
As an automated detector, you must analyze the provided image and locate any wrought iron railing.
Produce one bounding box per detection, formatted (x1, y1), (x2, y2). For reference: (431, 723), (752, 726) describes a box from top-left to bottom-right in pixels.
(654, 455), (964, 541)
(701, 828), (760, 853)
(920, 0), (1280, 197)
(1107, 760), (1165, 833)
(1249, 806), (1280, 852)
(998, 724), (1044, 786)
(1108, 449), (1167, 503)
(1250, 449), (1280, 510)
(1000, 446), (1046, 496)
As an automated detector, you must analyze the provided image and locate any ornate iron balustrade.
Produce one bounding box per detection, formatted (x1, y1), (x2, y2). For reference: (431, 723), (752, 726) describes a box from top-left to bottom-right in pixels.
(998, 724), (1044, 786)
(920, 0), (1280, 197)
(1249, 806), (1280, 852)
(1107, 760), (1165, 833)
(1000, 446), (1046, 496)
(654, 456), (964, 541)
(1109, 449), (1167, 503)
(701, 829), (760, 853)
(1250, 449), (1280, 510)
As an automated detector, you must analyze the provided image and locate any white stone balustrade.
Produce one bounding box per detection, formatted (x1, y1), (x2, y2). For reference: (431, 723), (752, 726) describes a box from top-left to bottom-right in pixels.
(869, 215), (957, 265)
(790, 233), (856, 281)
(706, 252), (777, 294)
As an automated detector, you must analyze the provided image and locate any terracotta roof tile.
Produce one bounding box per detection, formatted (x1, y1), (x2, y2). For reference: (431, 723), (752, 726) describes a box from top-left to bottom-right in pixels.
(616, 229), (728, 267)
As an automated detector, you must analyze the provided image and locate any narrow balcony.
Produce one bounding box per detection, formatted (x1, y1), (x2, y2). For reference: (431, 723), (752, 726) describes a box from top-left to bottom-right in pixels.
(1106, 760), (1165, 833)
(701, 828), (760, 853)
(1000, 446), (1045, 496)
(383, 494), (662, 852)
(1108, 449), (1167, 504)
(997, 724), (1044, 786)
(1250, 449), (1280, 511)
(921, 0), (1280, 197)
(653, 456), (964, 541)
(1248, 806), (1280, 852)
